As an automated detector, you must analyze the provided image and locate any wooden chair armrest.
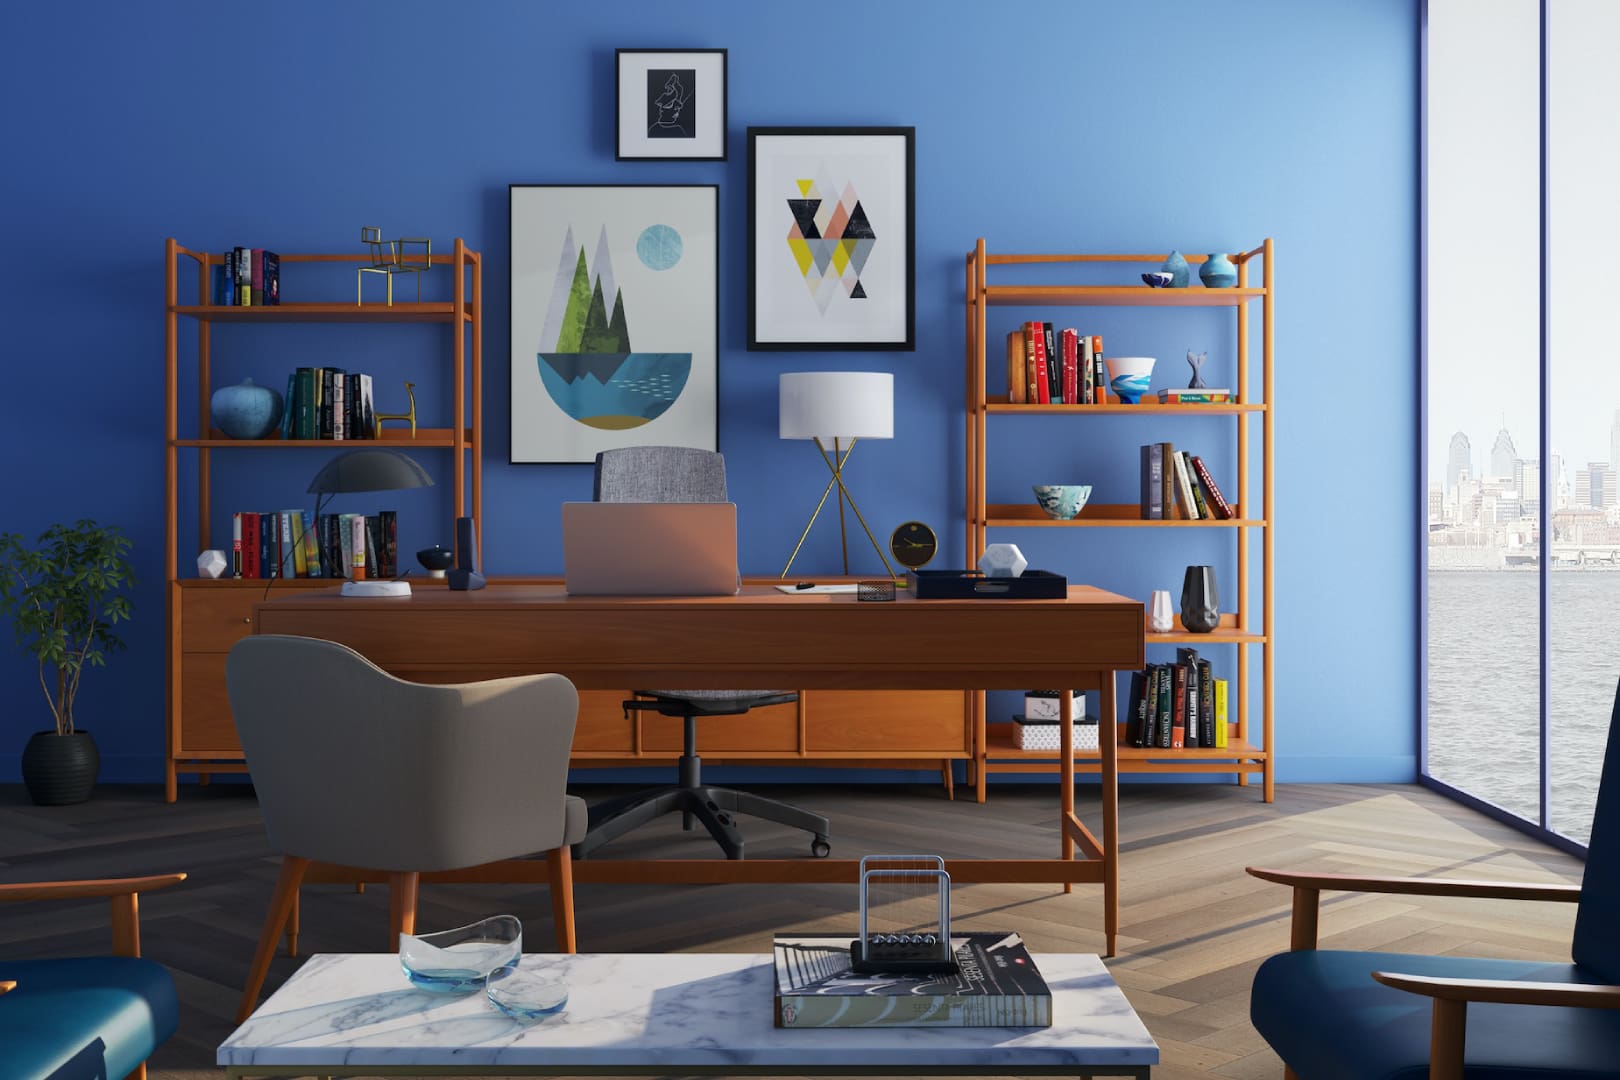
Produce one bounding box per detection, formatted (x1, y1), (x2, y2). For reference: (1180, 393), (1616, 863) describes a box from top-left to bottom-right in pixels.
(1246, 867), (1580, 902)
(1246, 867), (1578, 952)
(0, 874), (187, 903)
(0, 981), (15, 996)
(0, 874), (185, 959)
(1372, 971), (1620, 1009)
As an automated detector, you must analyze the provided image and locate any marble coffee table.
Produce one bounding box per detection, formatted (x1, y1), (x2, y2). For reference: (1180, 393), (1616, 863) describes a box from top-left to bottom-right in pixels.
(220, 952), (1157, 1078)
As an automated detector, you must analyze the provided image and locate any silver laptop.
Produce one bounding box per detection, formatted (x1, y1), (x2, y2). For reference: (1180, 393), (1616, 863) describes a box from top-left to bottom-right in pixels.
(562, 502), (740, 596)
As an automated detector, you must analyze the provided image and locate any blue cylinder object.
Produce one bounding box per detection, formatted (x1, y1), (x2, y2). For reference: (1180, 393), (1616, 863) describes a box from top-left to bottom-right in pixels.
(210, 377), (285, 440)
(1199, 253), (1237, 288)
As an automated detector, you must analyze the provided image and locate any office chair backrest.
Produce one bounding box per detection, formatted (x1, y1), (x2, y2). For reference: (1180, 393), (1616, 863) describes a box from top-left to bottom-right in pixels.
(594, 446), (727, 503)
(1573, 679), (1620, 981)
(226, 635), (579, 873)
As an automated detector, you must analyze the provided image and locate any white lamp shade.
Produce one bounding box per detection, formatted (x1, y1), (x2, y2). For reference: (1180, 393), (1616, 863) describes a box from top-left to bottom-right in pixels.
(779, 371), (894, 441)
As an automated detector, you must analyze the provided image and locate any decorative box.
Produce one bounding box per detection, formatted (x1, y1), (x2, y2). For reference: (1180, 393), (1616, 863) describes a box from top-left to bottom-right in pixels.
(1023, 690), (1083, 722)
(905, 569), (1068, 599)
(1012, 716), (1100, 751)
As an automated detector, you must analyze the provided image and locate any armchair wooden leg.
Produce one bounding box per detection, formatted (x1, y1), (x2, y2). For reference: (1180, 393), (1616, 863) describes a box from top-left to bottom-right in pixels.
(238, 855), (309, 1024)
(547, 846), (576, 953)
(388, 871), (419, 948)
(1430, 997), (1466, 1080)
(285, 887), (300, 957)
(1283, 1069), (1299, 1080)
(123, 1064), (146, 1080)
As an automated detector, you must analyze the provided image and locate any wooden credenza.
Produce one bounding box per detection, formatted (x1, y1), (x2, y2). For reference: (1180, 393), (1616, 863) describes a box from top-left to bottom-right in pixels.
(168, 578), (971, 801)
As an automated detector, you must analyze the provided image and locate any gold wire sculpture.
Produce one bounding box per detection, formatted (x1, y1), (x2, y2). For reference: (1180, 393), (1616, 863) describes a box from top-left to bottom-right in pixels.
(357, 226), (433, 306)
(374, 381), (418, 437)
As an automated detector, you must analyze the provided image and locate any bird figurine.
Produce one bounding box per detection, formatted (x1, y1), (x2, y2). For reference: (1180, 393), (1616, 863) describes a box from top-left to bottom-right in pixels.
(1187, 350), (1208, 389)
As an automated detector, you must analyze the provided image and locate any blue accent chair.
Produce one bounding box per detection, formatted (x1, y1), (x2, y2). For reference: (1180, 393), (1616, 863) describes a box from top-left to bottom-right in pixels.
(0, 873), (185, 1080)
(1248, 684), (1620, 1080)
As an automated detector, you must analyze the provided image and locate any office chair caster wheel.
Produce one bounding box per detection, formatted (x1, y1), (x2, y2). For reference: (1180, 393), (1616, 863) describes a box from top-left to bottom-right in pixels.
(811, 837), (831, 858)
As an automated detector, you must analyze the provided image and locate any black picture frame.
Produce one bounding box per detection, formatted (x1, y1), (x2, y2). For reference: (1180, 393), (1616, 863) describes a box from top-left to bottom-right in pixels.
(747, 126), (916, 351)
(615, 48), (728, 162)
(508, 183), (720, 464)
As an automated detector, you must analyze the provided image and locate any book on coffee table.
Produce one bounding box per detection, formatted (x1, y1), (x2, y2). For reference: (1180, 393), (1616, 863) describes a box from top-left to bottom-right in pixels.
(773, 932), (1052, 1028)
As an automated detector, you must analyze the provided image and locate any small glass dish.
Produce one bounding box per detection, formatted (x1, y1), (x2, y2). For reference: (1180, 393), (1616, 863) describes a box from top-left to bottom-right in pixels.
(487, 969), (569, 1021)
(399, 915), (522, 994)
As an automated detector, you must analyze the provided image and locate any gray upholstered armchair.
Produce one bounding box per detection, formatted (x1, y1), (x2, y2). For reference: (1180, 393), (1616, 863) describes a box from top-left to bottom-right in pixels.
(227, 635), (583, 1022)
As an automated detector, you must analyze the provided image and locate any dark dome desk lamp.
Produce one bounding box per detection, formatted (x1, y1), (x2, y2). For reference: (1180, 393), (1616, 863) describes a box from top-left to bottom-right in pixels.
(306, 448), (434, 598)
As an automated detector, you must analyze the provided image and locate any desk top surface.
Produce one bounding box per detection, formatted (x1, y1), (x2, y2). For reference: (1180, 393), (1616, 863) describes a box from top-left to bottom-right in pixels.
(219, 951), (1158, 1069)
(258, 583), (1140, 611)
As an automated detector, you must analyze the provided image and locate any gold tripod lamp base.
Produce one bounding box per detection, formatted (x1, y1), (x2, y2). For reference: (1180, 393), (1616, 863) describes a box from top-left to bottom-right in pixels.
(780, 436), (897, 580)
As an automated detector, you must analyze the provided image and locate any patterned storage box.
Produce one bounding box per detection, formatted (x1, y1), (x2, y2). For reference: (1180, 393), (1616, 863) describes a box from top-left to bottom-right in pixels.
(1012, 716), (1100, 751)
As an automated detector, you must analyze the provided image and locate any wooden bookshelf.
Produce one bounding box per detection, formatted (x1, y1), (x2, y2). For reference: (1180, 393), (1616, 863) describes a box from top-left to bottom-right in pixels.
(162, 239), (483, 802)
(964, 239), (1275, 802)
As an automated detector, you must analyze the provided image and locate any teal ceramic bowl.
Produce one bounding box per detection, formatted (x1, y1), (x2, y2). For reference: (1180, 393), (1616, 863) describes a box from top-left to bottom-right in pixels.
(1032, 484), (1092, 520)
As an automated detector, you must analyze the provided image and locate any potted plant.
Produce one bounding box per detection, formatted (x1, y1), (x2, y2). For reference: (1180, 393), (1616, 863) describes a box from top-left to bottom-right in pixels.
(0, 520), (134, 805)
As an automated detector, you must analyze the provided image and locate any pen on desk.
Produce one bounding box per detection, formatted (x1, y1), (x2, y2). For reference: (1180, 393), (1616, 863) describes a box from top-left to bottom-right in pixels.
(795, 582), (815, 590)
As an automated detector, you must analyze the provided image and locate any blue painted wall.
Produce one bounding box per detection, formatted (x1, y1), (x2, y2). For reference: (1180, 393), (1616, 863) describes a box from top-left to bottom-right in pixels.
(0, 0), (1416, 786)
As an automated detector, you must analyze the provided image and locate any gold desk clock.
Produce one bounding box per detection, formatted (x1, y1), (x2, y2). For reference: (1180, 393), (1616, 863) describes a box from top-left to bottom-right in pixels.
(889, 521), (938, 573)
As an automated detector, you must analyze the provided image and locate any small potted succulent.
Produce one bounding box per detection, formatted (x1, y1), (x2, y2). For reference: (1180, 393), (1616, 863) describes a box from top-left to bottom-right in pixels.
(0, 520), (134, 805)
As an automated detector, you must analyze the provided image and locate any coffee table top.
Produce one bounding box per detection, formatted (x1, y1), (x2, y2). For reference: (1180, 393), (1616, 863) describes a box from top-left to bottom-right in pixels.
(220, 952), (1158, 1071)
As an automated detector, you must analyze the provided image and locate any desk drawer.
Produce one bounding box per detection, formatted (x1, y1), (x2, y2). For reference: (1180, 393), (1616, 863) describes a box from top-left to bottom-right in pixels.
(574, 691), (635, 753)
(178, 655), (244, 753)
(641, 699), (799, 753)
(182, 589), (258, 653)
(803, 690), (968, 753)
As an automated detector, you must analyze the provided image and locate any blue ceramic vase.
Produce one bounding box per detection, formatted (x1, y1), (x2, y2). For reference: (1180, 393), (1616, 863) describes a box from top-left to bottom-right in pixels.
(1161, 250), (1191, 288)
(1199, 253), (1237, 289)
(210, 378), (284, 440)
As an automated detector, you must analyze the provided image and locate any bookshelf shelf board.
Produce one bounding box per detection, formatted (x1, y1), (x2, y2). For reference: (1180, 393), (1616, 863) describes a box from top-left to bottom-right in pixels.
(1145, 627), (1268, 645)
(175, 428), (474, 449)
(985, 398), (1264, 414)
(983, 732), (1266, 761)
(984, 503), (1263, 528)
(174, 303), (473, 324)
(981, 285), (1265, 308)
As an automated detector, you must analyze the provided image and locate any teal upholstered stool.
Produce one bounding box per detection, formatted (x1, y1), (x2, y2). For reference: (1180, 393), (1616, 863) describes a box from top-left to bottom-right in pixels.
(0, 957), (178, 1080)
(1248, 683), (1620, 1079)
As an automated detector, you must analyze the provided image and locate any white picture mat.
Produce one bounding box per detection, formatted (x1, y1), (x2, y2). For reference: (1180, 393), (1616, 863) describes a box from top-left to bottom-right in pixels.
(510, 186), (717, 463)
(751, 132), (909, 345)
(618, 51), (725, 158)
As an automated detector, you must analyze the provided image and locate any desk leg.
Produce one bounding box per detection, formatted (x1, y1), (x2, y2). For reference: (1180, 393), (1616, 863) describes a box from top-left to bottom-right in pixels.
(1060, 689), (1074, 894)
(1101, 668), (1120, 958)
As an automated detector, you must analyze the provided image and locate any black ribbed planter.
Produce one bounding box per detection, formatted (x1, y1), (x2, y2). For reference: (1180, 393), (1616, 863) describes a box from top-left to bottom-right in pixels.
(20, 730), (100, 806)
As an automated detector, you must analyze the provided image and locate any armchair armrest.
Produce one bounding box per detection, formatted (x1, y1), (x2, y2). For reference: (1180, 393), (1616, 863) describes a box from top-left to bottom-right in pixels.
(0, 873), (186, 958)
(0, 981), (14, 996)
(1246, 866), (1579, 951)
(1371, 971), (1620, 1080)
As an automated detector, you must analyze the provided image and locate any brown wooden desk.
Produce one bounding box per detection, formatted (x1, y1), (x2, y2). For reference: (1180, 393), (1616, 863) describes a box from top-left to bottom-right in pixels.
(254, 584), (1143, 954)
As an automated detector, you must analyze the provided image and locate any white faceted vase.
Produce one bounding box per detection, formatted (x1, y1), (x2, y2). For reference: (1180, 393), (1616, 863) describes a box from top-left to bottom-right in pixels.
(197, 549), (228, 579)
(977, 543), (1028, 578)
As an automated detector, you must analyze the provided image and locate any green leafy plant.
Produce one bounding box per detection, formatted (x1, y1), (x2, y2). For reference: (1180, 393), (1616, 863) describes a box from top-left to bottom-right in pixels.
(0, 520), (135, 736)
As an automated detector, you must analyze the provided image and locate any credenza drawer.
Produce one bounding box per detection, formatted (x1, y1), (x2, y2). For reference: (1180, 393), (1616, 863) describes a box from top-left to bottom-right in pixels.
(181, 589), (258, 653)
(641, 699), (799, 753)
(573, 691), (635, 752)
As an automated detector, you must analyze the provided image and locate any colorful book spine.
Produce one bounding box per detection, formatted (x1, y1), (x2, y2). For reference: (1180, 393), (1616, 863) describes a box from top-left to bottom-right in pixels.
(231, 513), (243, 577)
(1172, 450), (1200, 519)
(1127, 670), (1147, 748)
(241, 513), (259, 579)
(1080, 334), (1094, 403)
(1156, 661), (1174, 747)
(250, 248), (264, 305)
(1028, 323), (1051, 404)
(1023, 323), (1040, 403)
(349, 514), (367, 579)
(1182, 452), (1212, 519)
(359, 373), (375, 438)
(1140, 444), (1164, 520)
(1214, 678), (1229, 747)
(1171, 663), (1187, 748)
(1191, 455), (1235, 519)
(1091, 336), (1108, 405)
(380, 509), (398, 578)
(1060, 329), (1078, 405)
(1177, 648), (1201, 747)
(261, 250), (280, 305)
(1042, 323), (1059, 402)
(259, 512), (275, 579)
(1139, 665), (1159, 747)
(1198, 659), (1216, 746)
(294, 368), (315, 439)
(333, 375), (346, 441)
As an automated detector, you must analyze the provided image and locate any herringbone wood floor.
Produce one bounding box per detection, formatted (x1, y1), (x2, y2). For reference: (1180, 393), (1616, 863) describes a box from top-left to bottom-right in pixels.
(0, 780), (1586, 1079)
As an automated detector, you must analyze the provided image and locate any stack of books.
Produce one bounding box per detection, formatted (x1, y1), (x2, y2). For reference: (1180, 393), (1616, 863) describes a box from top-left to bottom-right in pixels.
(1155, 388), (1231, 404)
(281, 368), (378, 441)
(1127, 651), (1229, 749)
(1005, 324), (1109, 405)
(211, 247), (280, 306)
(1139, 442), (1233, 520)
(231, 510), (397, 580)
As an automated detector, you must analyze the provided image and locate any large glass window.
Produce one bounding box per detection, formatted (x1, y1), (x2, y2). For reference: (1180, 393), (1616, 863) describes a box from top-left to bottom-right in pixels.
(1425, 0), (1617, 847)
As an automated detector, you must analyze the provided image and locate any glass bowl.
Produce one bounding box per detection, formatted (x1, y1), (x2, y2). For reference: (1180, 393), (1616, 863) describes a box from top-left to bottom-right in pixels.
(399, 915), (522, 994)
(487, 969), (569, 1021)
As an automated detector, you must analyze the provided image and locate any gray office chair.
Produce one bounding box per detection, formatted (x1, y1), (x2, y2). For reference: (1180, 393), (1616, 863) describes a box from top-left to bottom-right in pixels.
(226, 635), (585, 1022)
(576, 446), (832, 861)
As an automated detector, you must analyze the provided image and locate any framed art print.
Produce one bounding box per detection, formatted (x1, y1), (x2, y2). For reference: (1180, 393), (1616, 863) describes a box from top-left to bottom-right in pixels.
(510, 184), (718, 463)
(747, 126), (915, 351)
(616, 49), (727, 161)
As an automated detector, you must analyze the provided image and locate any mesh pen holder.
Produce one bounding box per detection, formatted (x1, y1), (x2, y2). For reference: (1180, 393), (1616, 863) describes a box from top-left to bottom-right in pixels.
(857, 579), (897, 602)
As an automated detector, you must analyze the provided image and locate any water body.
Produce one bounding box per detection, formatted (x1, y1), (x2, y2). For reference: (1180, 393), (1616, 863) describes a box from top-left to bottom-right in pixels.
(1427, 569), (1620, 845)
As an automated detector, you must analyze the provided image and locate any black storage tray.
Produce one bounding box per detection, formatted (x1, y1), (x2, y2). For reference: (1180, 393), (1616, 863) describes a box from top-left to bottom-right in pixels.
(905, 569), (1069, 599)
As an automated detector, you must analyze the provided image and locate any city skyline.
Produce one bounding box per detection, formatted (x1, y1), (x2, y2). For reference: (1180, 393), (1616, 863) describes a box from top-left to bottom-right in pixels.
(1433, 412), (1620, 498)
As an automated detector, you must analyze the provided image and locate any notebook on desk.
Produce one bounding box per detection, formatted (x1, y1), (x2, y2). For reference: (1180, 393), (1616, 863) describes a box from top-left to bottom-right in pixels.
(562, 502), (741, 596)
